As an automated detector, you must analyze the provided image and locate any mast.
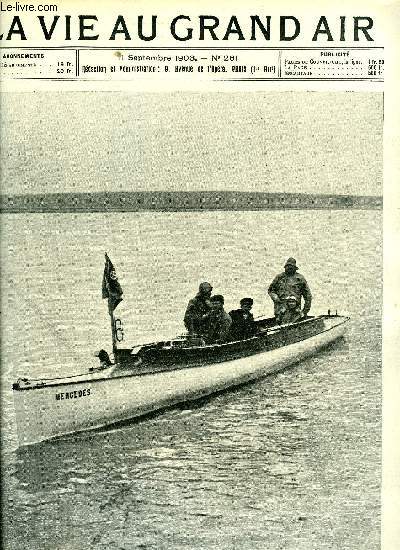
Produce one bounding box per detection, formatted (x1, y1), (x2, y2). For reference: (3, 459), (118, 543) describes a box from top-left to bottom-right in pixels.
(109, 300), (118, 356)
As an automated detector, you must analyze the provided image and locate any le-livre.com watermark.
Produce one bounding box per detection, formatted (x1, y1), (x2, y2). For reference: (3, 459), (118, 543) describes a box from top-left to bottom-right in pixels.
(1, 1), (58, 12)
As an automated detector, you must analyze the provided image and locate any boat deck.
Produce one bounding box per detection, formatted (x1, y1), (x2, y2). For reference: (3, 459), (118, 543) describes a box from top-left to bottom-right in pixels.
(13, 314), (349, 391)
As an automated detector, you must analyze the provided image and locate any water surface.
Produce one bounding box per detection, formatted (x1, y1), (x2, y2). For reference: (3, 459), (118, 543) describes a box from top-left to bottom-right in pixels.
(1, 210), (381, 549)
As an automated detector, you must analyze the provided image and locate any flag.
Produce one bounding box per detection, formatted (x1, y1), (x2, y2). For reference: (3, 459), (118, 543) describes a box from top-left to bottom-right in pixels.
(102, 253), (123, 312)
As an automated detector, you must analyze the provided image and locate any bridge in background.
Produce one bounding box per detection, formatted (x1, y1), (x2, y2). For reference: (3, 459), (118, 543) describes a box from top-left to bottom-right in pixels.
(0, 191), (382, 213)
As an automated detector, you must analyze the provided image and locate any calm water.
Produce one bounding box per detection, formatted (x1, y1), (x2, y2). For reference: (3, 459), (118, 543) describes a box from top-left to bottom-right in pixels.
(1, 210), (381, 550)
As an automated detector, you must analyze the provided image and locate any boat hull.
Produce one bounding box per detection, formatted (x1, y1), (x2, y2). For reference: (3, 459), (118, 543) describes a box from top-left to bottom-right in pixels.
(13, 316), (348, 447)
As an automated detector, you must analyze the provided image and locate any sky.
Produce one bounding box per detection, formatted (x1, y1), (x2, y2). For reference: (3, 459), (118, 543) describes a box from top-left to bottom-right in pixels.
(1, 91), (383, 196)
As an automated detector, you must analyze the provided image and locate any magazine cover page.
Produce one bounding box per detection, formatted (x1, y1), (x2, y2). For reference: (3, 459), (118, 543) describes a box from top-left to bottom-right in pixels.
(0, 1), (398, 549)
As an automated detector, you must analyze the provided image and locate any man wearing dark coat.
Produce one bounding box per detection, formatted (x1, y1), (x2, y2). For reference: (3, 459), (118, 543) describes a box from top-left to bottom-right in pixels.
(203, 295), (232, 344)
(229, 298), (257, 341)
(184, 282), (213, 335)
(268, 257), (312, 321)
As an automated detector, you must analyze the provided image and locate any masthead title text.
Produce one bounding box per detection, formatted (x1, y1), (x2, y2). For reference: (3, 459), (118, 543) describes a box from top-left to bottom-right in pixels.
(0, 13), (375, 42)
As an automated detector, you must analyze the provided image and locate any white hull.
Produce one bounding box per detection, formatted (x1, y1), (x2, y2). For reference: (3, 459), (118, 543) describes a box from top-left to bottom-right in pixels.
(13, 318), (347, 447)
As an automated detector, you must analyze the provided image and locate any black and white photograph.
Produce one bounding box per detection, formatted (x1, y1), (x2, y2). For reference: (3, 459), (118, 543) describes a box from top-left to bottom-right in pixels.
(1, 89), (383, 549)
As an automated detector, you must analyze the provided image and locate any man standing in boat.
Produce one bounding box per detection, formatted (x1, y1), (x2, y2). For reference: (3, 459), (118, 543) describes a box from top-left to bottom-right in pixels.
(184, 282), (213, 335)
(268, 258), (312, 322)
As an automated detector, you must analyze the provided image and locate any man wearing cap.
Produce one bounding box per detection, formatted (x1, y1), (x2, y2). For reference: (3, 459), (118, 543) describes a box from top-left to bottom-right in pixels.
(268, 258), (312, 321)
(184, 282), (213, 335)
(229, 298), (257, 341)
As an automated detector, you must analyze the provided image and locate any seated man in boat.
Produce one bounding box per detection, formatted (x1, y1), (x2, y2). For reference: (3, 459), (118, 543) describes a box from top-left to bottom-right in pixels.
(204, 294), (232, 344)
(268, 257), (312, 322)
(278, 295), (303, 325)
(229, 298), (257, 341)
(184, 282), (213, 335)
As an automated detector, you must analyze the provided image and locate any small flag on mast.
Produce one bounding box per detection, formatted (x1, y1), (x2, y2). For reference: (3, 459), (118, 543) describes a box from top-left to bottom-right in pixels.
(102, 253), (123, 312)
